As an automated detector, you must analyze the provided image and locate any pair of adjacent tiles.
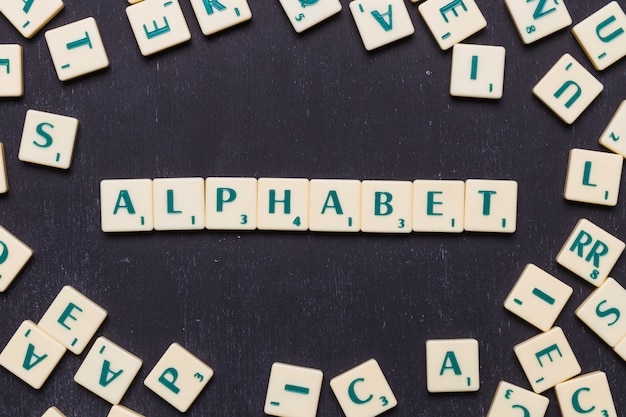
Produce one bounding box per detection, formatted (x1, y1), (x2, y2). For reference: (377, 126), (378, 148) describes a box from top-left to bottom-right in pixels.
(42, 405), (144, 417)
(564, 149), (623, 206)
(0, 0), (64, 38)
(100, 178), (517, 233)
(0, 223), (33, 292)
(265, 359), (396, 417)
(0, 44), (23, 97)
(0, 286), (107, 388)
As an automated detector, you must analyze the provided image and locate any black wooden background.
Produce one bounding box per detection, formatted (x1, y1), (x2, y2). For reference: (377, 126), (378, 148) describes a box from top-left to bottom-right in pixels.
(2, 1), (626, 416)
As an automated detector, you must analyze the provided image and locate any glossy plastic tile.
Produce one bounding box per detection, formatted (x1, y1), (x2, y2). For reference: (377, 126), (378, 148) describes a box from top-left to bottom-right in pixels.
(42, 407), (66, 417)
(38, 286), (108, 354)
(257, 178), (309, 231)
(0, 320), (66, 389)
(564, 148), (622, 206)
(190, 0), (252, 36)
(0, 224), (33, 292)
(280, 0), (341, 33)
(75, 337), (143, 404)
(426, 338), (479, 392)
(45, 17), (109, 81)
(309, 179), (361, 232)
(144, 343), (214, 412)
(464, 179), (517, 233)
(0, 0), (64, 38)
(18, 109), (79, 169)
(504, 0), (572, 44)
(556, 218), (625, 287)
(0, 44), (23, 97)
(264, 362), (323, 417)
(126, 0), (191, 56)
(572, 1), (626, 70)
(486, 381), (549, 417)
(100, 179), (154, 232)
(532, 54), (603, 124)
(504, 264), (573, 332)
(107, 405), (145, 417)
(599, 100), (626, 157)
(0, 143), (7, 193)
(555, 371), (616, 417)
(412, 180), (464, 232)
(153, 177), (205, 231)
(330, 359), (397, 417)
(349, 0), (414, 51)
(450, 43), (505, 99)
(418, 0), (487, 50)
(575, 278), (626, 347)
(361, 180), (412, 233)
(206, 177), (257, 230)
(514, 327), (581, 393)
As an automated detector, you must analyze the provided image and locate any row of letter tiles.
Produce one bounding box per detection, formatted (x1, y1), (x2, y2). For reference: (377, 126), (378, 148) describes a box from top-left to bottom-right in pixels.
(0, 0), (64, 38)
(555, 372), (617, 417)
(100, 178), (518, 233)
(556, 218), (625, 287)
(0, 224), (33, 292)
(0, 44), (23, 97)
(564, 148), (623, 206)
(0, 143), (7, 193)
(486, 381), (549, 417)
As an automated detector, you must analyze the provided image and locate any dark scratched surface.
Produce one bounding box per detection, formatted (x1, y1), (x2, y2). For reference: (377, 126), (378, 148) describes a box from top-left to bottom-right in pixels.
(2, 0), (626, 416)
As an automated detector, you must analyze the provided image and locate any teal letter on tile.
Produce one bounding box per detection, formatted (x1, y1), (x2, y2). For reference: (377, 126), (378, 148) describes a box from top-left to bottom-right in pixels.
(23, 344), (47, 370)
(58, 303), (83, 330)
(22, 0), (36, 13)
(440, 0), (468, 23)
(216, 188), (236, 212)
(427, 191), (443, 216)
(34, 122), (54, 148)
(535, 343), (562, 366)
(374, 192), (393, 216)
(554, 80), (581, 109)
(144, 17), (171, 39)
(531, 0), (556, 20)
(66, 32), (93, 50)
(321, 190), (344, 215)
(100, 360), (124, 387)
(348, 378), (373, 404)
(439, 351), (462, 375)
(572, 387), (595, 414)
(113, 190), (136, 215)
(0, 59), (9, 74)
(478, 190), (496, 215)
(596, 300), (620, 326)
(166, 190), (182, 214)
(269, 190), (291, 214)
(582, 161), (597, 187)
(371, 5), (393, 31)
(0, 241), (8, 264)
(158, 367), (181, 394)
(202, 0), (226, 14)
(596, 15), (624, 43)
(586, 240), (608, 268)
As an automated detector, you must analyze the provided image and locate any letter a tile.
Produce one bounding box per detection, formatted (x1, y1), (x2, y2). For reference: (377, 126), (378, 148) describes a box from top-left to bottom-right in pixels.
(426, 338), (479, 392)
(349, 0), (414, 51)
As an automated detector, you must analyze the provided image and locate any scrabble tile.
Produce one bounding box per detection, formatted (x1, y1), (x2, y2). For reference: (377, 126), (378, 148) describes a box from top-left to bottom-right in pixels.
(463, 179), (517, 233)
(504, 0), (572, 44)
(514, 327), (581, 393)
(42, 407), (66, 417)
(38, 286), (108, 355)
(418, 0), (487, 50)
(74, 337), (143, 404)
(329, 359), (397, 417)
(206, 177), (257, 230)
(257, 178), (309, 231)
(0, 44), (23, 97)
(190, 0), (252, 36)
(153, 177), (205, 231)
(100, 179), (154, 232)
(504, 264), (573, 332)
(425, 338), (479, 392)
(450, 44), (505, 99)
(264, 362), (323, 417)
(0, 143), (8, 194)
(575, 278), (626, 347)
(564, 149), (623, 206)
(412, 180), (464, 233)
(107, 405), (145, 417)
(532, 54), (603, 124)
(144, 343), (214, 412)
(279, 0), (341, 33)
(349, 0), (414, 51)
(599, 100), (626, 157)
(486, 381), (549, 417)
(18, 109), (79, 170)
(572, 2), (626, 71)
(556, 218), (625, 287)
(309, 179), (361, 232)
(361, 180), (412, 233)
(126, 0), (191, 56)
(45, 17), (109, 81)
(0, 0), (64, 38)
(0, 224), (33, 293)
(555, 372), (616, 417)
(0, 320), (66, 389)
(614, 335), (626, 362)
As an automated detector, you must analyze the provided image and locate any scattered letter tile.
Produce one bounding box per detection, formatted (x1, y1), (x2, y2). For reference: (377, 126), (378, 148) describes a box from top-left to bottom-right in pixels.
(464, 179), (517, 233)
(349, 0), (414, 51)
(206, 177), (257, 230)
(153, 177), (205, 231)
(0, 44), (23, 97)
(45, 17), (109, 81)
(309, 179), (361, 232)
(514, 327), (581, 393)
(418, 0), (487, 50)
(426, 338), (479, 392)
(412, 180), (464, 232)
(572, 1), (626, 70)
(361, 180), (412, 233)
(264, 362), (323, 417)
(599, 100), (626, 157)
(450, 43), (506, 99)
(280, 0), (341, 33)
(330, 359), (397, 417)
(532, 54), (603, 124)
(575, 277), (626, 347)
(100, 179), (154, 232)
(556, 218), (625, 287)
(486, 381), (549, 417)
(42, 407), (66, 417)
(107, 405), (145, 417)
(38, 286), (108, 354)
(0, 0), (64, 38)
(144, 343), (214, 412)
(555, 371), (617, 417)
(190, 0), (252, 36)
(257, 178), (309, 231)
(0, 224), (33, 292)
(504, 264), (573, 332)
(0, 320), (66, 389)
(504, 0), (572, 44)
(564, 148), (622, 206)
(18, 109), (79, 170)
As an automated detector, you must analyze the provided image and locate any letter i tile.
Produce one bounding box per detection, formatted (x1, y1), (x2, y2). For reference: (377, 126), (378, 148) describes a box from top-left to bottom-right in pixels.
(349, 0), (414, 51)
(279, 0), (341, 33)
(264, 362), (323, 417)
(575, 278), (626, 347)
(144, 343), (214, 412)
(0, 320), (66, 389)
(425, 338), (479, 392)
(555, 372), (617, 417)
